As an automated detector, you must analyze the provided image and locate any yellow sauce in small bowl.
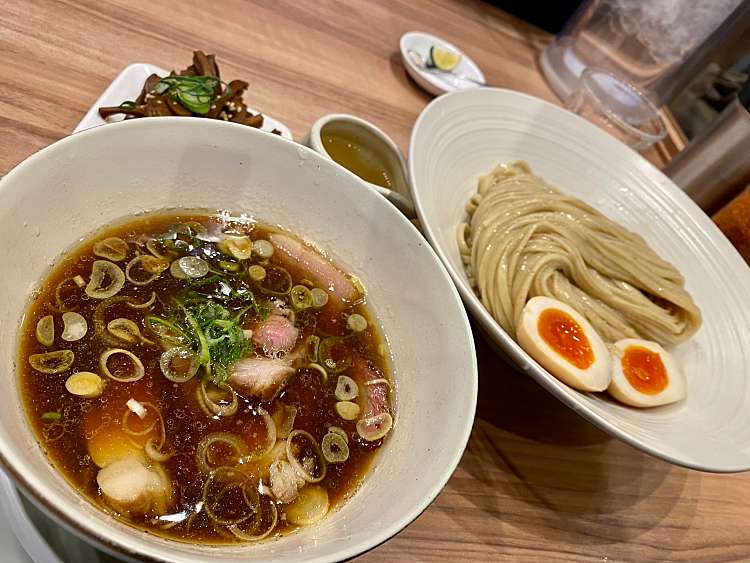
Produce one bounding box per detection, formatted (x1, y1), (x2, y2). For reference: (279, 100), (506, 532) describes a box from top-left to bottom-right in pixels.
(322, 129), (397, 190)
(318, 121), (410, 200)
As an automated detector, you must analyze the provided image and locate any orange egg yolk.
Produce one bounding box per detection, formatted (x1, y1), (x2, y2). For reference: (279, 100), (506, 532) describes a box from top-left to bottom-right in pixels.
(621, 346), (668, 395)
(538, 308), (594, 369)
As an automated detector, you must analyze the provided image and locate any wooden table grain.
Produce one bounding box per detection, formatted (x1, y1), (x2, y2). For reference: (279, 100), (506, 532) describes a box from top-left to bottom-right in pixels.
(1, 1), (748, 562)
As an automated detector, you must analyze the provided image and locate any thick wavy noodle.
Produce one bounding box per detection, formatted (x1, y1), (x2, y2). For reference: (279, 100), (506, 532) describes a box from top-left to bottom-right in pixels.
(457, 161), (701, 345)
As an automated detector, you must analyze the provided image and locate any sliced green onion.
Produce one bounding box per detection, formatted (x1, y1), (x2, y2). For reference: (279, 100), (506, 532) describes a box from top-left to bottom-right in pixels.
(247, 265), (266, 281)
(285, 484), (329, 526)
(307, 362), (328, 383)
(93, 237), (129, 262)
(126, 255), (169, 286)
(252, 239), (274, 258)
(195, 432), (249, 474)
(197, 379), (239, 418)
(100, 349), (145, 383)
(327, 426), (348, 442)
(260, 265), (292, 295)
(126, 291), (156, 309)
(65, 372), (105, 398)
(29, 350), (74, 374)
(145, 437), (173, 462)
(85, 261), (125, 299)
(356, 412), (393, 441)
(170, 259), (189, 279)
(227, 501), (278, 541)
(322, 432), (350, 464)
(334, 375), (359, 401)
(347, 313), (367, 332)
(286, 430), (326, 483)
(290, 285), (312, 310)
(275, 403), (298, 439)
(41, 411), (61, 422)
(61, 312), (88, 342)
(36, 315), (55, 347)
(220, 235), (253, 260)
(318, 337), (352, 374)
(178, 256), (209, 278)
(185, 221), (208, 237)
(146, 239), (172, 259)
(159, 346), (199, 383)
(335, 401), (360, 421)
(310, 288), (329, 308)
(218, 260), (241, 272)
(107, 318), (148, 345)
(154, 76), (220, 114)
(55, 278), (82, 311)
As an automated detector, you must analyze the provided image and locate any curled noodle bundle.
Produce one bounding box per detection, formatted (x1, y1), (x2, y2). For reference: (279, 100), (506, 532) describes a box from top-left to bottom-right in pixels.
(458, 161), (701, 345)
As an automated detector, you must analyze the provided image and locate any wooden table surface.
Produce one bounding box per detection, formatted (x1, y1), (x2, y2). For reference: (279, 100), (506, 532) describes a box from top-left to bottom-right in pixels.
(1, 1), (748, 562)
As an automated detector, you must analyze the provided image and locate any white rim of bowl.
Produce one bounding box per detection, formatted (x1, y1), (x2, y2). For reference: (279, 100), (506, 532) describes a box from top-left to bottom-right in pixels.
(0, 116), (479, 560)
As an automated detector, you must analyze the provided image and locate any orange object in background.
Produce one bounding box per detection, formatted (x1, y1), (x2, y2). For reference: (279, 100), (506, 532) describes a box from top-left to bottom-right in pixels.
(714, 186), (750, 264)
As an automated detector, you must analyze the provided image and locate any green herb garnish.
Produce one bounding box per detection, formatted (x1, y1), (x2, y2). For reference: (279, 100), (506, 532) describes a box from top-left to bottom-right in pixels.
(41, 411), (61, 422)
(152, 76), (220, 114)
(166, 290), (255, 384)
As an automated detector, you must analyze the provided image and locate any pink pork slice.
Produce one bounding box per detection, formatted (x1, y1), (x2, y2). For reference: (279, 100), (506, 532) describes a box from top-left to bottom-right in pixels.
(229, 357), (296, 401)
(252, 314), (299, 357)
(350, 356), (390, 421)
(268, 233), (359, 306)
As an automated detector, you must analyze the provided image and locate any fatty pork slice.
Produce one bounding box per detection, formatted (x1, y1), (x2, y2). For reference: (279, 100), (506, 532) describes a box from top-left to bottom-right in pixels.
(268, 233), (359, 306)
(230, 356), (296, 401)
(252, 314), (299, 358)
(96, 454), (173, 516)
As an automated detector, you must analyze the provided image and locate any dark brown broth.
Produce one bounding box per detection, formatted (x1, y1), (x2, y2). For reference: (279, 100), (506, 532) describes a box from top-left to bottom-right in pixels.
(18, 211), (391, 543)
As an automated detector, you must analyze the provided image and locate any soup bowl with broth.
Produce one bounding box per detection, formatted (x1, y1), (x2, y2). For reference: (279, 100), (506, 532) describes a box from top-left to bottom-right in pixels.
(0, 118), (476, 561)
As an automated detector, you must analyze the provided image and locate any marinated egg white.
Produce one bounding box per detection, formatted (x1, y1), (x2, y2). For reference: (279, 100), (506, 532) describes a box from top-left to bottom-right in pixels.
(517, 296), (611, 392)
(608, 339), (686, 407)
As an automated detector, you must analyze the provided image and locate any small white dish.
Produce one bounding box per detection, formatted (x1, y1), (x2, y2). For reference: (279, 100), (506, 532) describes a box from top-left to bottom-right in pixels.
(305, 114), (416, 217)
(74, 63), (293, 140)
(399, 31), (485, 96)
(409, 87), (750, 473)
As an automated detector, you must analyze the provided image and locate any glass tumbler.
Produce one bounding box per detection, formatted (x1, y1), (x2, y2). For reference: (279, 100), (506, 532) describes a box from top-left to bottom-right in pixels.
(566, 69), (667, 151)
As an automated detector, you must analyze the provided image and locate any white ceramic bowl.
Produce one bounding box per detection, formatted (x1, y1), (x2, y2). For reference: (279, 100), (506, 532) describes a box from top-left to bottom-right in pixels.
(409, 87), (750, 473)
(0, 118), (477, 561)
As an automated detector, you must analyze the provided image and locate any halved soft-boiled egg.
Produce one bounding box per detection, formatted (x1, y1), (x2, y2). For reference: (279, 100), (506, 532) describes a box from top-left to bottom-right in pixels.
(517, 296), (611, 392)
(608, 339), (686, 407)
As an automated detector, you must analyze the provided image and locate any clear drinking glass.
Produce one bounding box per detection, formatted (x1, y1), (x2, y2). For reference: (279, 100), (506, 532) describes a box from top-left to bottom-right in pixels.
(565, 69), (666, 151)
(540, 0), (746, 105)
